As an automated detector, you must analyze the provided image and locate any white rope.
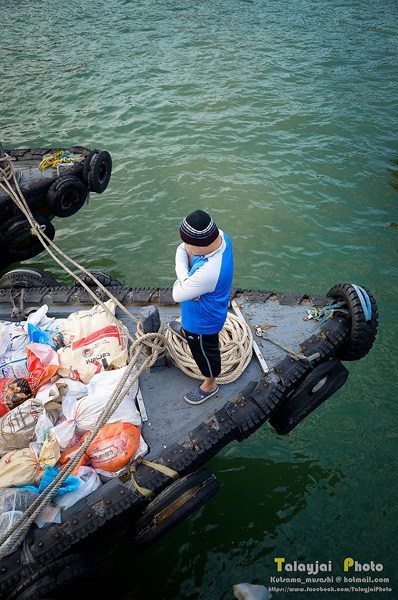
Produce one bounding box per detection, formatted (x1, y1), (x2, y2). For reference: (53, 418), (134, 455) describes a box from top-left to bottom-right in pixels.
(165, 313), (253, 384)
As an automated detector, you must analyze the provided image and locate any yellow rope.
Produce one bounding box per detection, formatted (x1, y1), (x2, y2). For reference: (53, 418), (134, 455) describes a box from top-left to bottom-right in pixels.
(39, 151), (84, 171)
(128, 456), (180, 500)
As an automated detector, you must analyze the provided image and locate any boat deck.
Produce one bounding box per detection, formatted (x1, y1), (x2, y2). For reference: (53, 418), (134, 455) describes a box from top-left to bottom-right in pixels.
(12, 293), (329, 461)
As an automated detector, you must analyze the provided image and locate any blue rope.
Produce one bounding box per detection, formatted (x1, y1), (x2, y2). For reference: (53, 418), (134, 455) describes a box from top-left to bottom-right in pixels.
(352, 284), (372, 322)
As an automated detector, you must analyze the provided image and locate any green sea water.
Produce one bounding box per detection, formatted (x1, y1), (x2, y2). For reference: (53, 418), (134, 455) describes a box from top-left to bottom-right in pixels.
(1, 1), (398, 599)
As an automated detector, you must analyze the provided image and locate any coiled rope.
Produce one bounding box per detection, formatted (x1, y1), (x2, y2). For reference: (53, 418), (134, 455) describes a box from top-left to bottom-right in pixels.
(166, 314), (253, 384)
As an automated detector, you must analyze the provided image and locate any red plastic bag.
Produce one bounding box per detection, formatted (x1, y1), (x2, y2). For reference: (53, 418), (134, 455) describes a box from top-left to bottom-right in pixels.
(0, 378), (33, 417)
(26, 343), (59, 392)
(82, 422), (140, 472)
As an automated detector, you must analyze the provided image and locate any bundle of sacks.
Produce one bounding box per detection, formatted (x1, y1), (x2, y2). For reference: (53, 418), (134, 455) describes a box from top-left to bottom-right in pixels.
(0, 301), (146, 546)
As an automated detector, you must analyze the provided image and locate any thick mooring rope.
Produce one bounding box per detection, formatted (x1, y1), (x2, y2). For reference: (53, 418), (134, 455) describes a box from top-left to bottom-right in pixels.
(165, 313), (253, 384)
(0, 154), (14, 182)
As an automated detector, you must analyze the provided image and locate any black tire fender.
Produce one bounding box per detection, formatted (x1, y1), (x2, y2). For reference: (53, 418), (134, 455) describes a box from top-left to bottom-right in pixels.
(327, 283), (378, 361)
(7, 553), (100, 600)
(87, 150), (112, 193)
(45, 175), (88, 218)
(129, 468), (220, 550)
(0, 213), (55, 263)
(78, 270), (122, 287)
(82, 149), (99, 188)
(269, 359), (349, 435)
(0, 268), (60, 289)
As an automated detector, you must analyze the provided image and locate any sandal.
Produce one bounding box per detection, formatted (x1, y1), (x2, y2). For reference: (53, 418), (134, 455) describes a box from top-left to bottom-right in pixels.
(184, 385), (220, 405)
(168, 320), (187, 342)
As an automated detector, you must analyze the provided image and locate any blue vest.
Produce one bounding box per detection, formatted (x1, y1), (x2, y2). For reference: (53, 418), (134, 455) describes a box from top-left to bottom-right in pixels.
(181, 233), (233, 335)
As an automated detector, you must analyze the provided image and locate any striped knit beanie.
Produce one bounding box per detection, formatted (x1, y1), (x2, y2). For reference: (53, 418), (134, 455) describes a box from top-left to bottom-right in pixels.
(179, 210), (219, 247)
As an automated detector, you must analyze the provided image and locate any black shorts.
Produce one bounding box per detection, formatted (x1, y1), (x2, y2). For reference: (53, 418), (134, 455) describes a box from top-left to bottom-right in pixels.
(184, 329), (221, 379)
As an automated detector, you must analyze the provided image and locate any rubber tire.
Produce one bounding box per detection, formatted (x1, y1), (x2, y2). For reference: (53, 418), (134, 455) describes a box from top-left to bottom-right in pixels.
(269, 359), (349, 435)
(0, 213), (55, 263)
(129, 468), (220, 550)
(82, 149), (98, 188)
(45, 175), (88, 218)
(0, 268), (60, 288)
(78, 270), (122, 287)
(327, 283), (378, 361)
(88, 150), (112, 193)
(9, 553), (99, 600)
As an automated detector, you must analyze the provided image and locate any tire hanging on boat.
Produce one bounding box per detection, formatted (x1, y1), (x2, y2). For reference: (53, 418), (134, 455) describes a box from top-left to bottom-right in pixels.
(78, 270), (123, 287)
(129, 468), (220, 550)
(0, 267), (60, 289)
(6, 553), (99, 600)
(45, 175), (88, 218)
(269, 359), (349, 435)
(0, 213), (55, 263)
(327, 283), (378, 361)
(82, 150), (112, 193)
(82, 149), (98, 188)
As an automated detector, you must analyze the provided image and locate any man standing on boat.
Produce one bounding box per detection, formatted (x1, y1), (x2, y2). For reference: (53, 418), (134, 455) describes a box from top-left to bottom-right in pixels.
(169, 210), (233, 405)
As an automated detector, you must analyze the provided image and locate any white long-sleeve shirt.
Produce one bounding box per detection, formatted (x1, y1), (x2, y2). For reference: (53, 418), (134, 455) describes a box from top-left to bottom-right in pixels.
(172, 230), (234, 334)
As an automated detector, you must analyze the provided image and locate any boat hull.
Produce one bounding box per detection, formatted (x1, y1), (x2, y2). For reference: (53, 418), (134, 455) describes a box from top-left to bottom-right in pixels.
(0, 274), (378, 596)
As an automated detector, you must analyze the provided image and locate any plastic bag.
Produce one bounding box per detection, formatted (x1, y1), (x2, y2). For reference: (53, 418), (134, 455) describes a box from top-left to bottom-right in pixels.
(54, 466), (101, 509)
(0, 349), (29, 379)
(38, 431), (61, 467)
(35, 378), (85, 418)
(51, 366), (140, 450)
(0, 378), (33, 416)
(57, 445), (90, 476)
(0, 378), (63, 458)
(0, 488), (38, 555)
(0, 306), (65, 378)
(0, 445), (42, 488)
(19, 465), (80, 500)
(26, 343), (59, 392)
(28, 323), (64, 350)
(0, 393), (62, 458)
(82, 422), (140, 472)
(96, 432), (148, 479)
(35, 379), (68, 412)
(35, 411), (55, 444)
(24, 304), (65, 335)
(57, 300), (128, 383)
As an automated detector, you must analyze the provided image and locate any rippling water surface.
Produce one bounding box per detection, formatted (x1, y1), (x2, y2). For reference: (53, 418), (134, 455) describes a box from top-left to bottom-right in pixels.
(1, 1), (398, 598)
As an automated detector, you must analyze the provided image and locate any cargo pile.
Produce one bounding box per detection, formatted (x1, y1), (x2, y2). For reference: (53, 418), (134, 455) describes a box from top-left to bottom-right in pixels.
(0, 301), (146, 546)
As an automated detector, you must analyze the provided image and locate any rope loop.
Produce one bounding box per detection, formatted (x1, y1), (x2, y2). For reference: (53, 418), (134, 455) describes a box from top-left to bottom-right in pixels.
(30, 223), (46, 236)
(0, 153), (15, 182)
(134, 320), (167, 359)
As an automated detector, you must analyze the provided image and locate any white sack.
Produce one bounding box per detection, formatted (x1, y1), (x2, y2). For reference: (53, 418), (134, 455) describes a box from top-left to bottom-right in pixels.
(57, 300), (128, 384)
(51, 366), (140, 450)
